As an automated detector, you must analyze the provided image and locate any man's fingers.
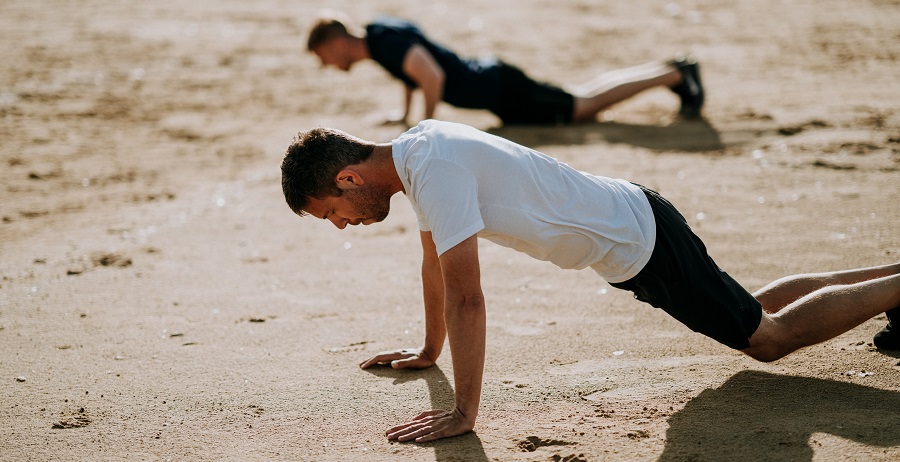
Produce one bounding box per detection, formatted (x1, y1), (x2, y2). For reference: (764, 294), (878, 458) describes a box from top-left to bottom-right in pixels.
(386, 422), (425, 440)
(387, 418), (469, 443)
(386, 410), (465, 442)
(391, 356), (426, 369)
(397, 425), (435, 442)
(359, 353), (401, 369)
(414, 429), (449, 443)
(414, 416), (472, 442)
(361, 349), (432, 369)
(385, 411), (439, 436)
(359, 348), (423, 369)
(360, 357), (396, 369)
(359, 356), (380, 369)
(387, 421), (442, 442)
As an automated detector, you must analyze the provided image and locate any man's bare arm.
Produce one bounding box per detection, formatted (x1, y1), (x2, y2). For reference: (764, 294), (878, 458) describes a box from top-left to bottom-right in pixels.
(440, 234), (485, 424)
(386, 234), (485, 442)
(400, 85), (413, 124)
(402, 44), (445, 121)
(419, 230), (447, 361)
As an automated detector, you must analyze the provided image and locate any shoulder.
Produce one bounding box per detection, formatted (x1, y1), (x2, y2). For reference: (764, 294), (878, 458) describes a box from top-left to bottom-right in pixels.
(402, 120), (472, 149)
(398, 120), (453, 140)
(393, 122), (456, 175)
(367, 17), (422, 38)
(366, 18), (426, 72)
(395, 121), (489, 154)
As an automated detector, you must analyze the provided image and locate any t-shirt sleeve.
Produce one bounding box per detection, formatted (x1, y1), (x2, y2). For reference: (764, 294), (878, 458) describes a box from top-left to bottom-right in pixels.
(367, 27), (419, 88)
(412, 158), (485, 255)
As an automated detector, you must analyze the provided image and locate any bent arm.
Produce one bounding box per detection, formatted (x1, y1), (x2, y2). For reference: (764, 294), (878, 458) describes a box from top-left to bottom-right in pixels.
(402, 44), (445, 121)
(383, 235), (485, 442)
(438, 234), (485, 425)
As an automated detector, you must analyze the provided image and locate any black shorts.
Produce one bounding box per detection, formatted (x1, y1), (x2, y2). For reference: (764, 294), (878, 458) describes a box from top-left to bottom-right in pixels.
(490, 63), (574, 125)
(610, 186), (762, 349)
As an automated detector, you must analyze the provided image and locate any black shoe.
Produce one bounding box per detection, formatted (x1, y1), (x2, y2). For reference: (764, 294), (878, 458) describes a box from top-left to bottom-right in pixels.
(873, 307), (900, 350)
(668, 55), (705, 119)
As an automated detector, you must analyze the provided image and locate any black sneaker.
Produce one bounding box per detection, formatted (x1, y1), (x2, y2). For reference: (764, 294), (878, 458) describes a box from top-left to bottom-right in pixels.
(668, 55), (705, 119)
(873, 307), (900, 350)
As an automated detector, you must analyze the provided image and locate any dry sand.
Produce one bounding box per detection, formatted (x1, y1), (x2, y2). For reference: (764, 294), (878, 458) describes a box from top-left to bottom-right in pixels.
(1, 0), (898, 460)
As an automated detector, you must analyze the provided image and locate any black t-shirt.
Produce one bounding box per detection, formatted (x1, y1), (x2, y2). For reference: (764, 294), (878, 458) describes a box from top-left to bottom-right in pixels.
(365, 17), (501, 110)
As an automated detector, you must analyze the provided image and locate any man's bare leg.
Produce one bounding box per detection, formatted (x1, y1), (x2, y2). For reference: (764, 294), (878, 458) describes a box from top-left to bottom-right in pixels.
(753, 262), (900, 314)
(570, 61), (681, 121)
(743, 273), (900, 361)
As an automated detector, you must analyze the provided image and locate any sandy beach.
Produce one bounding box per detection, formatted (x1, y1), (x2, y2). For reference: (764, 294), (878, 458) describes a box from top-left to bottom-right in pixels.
(1, 1), (898, 460)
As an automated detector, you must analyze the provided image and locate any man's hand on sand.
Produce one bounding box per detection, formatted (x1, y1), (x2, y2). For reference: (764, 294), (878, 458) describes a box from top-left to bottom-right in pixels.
(359, 347), (435, 369)
(385, 408), (474, 443)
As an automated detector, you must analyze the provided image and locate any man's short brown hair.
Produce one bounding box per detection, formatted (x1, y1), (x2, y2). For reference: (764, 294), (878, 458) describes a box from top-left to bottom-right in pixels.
(307, 12), (357, 51)
(281, 128), (375, 216)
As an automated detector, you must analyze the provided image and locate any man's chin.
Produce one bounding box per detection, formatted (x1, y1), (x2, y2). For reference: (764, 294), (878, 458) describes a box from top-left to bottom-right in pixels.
(364, 213), (389, 225)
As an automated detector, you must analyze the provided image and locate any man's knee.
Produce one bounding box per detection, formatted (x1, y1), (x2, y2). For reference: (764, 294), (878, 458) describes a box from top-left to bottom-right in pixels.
(742, 343), (788, 363)
(741, 315), (795, 362)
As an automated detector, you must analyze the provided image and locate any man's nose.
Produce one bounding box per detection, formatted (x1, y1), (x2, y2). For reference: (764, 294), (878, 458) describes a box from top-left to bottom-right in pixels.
(329, 216), (348, 229)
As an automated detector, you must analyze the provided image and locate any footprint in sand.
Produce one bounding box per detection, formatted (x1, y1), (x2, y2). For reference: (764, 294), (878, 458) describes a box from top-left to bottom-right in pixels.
(52, 407), (91, 429)
(66, 251), (133, 275)
(515, 435), (575, 452)
(551, 455), (588, 462)
(89, 252), (132, 268)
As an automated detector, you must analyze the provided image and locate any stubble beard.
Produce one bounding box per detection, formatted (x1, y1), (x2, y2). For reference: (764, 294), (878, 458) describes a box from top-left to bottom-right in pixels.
(346, 184), (391, 224)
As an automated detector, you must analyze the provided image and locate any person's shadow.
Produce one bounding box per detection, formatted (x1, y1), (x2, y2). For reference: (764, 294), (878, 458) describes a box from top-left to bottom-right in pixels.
(364, 365), (489, 462)
(659, 370), (900, 461)
(489, 118), (724, 152)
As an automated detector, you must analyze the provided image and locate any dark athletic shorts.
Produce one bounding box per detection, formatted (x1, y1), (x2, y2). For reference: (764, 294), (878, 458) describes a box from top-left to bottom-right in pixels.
(490, 63), (575, 125)
(609, 186), (763, 350)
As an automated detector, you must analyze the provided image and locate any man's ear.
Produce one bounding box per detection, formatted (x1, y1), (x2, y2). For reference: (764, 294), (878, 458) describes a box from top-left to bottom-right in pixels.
(335, 169), (364, 190)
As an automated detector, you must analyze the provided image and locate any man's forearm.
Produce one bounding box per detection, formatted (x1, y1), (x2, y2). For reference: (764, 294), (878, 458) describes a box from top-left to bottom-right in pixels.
(444, 292), (486, 421)
(422, 83), (443, 120)
(421, 257), (446, 359)
(401, 85), (413, 122)
(419, 71), (443, 120)
(433, 234), (484, 424)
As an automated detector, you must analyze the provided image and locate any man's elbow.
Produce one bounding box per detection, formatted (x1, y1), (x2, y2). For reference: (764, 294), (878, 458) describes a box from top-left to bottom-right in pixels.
(434, 70), (446, 88)
(428, 70), (445, 97)
(447, 291), (485, 313)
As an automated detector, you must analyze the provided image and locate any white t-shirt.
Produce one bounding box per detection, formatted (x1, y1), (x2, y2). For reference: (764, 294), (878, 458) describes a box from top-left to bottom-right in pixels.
(391, 120), (656, 283)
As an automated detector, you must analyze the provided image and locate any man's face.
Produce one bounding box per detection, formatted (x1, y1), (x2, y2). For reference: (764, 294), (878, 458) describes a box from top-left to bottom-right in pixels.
(304, 184), (392, 229)
(312, 38), (353, 72)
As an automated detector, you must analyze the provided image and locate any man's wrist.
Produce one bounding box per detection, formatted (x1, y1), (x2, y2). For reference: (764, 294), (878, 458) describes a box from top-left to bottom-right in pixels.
(454, 405), (478, 426)
(420, 345), (439, 362)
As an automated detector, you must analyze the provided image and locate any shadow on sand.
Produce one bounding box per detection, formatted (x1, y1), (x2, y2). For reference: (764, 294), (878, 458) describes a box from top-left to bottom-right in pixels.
(364, 365), (489, 462)
(659, 370), (900, 461)
(489, 118), (725, 152)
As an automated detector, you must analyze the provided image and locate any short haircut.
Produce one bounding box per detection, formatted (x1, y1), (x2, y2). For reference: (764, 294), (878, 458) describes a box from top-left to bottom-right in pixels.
(307, 12), (355, 51)
(281, 128), (375, 216)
